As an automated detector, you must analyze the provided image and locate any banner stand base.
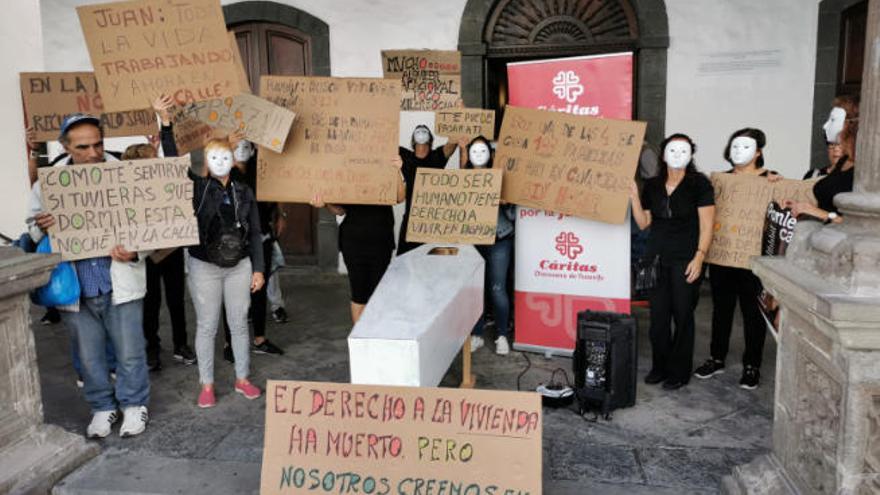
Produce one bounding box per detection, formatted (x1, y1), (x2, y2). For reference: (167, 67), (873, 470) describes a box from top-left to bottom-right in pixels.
(512, 342), (573, 358)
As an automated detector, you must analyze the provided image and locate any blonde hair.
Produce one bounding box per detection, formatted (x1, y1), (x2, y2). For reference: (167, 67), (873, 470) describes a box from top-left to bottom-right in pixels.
(122, 143), (157, 160)
(204, 138), (232, 154)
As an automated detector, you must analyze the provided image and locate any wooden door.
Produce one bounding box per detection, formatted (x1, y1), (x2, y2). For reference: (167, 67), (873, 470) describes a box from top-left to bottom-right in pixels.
(232, 22), (316, 259)
(837, 0), (867, 97)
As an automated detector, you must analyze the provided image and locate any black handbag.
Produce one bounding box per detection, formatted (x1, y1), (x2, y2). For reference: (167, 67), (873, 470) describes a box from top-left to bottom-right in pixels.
(206, 227), (246, 268)
(632, 255), (660, 300)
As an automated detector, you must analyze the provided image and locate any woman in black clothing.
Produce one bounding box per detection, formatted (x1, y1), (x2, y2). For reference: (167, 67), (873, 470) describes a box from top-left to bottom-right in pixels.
(631, 134), (715, 390)
(693, 128), (777, 390)
(311, 157), (406, 323)
(397, 125), (462, 255)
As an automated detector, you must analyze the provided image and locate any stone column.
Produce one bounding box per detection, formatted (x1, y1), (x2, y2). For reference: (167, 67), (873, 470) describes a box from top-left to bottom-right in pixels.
(0, 248), (98, 494)
(724, 1), (880, 493)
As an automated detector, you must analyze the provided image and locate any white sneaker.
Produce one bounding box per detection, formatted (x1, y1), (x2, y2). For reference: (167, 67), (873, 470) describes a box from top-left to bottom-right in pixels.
(495, 336), (510, 356)
(470, 335), (485, 352)
(86, 410), (118, 438)
(119, 406), (149, 438)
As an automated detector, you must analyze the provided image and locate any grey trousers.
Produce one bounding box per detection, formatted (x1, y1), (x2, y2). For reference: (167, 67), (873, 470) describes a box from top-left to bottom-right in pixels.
(187, 256), (252, 384)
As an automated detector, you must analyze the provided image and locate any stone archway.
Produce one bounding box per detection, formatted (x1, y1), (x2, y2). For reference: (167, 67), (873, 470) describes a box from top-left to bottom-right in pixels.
(458, 0), (669, 145)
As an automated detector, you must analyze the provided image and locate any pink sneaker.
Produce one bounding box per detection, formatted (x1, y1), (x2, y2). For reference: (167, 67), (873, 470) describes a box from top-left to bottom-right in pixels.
(234, 380), (261, 400)
(197, 387), (216, 408)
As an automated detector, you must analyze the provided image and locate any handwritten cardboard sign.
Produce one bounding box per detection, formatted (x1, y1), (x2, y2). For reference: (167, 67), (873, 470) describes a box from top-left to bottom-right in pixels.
(77, 0), (242, 112)
(707, 173), (817, 269)
(38, 156), (199, 260)
(261, 380), (542, 495)
(406, 169), (502, 245)
(257, 76), (401, 204)
(434, 108), (495, 142)
(229, 31), (251, 94)
(382, 50), (463, 111)
(170, 106), (215, 155)
(20, 72), (155, 142)
(495, 106), (646, 224)
(178, 93), (295, 152)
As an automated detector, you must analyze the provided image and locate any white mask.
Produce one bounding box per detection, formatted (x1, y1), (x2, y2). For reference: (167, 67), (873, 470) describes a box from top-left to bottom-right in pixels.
(206, 148), (234, 178)
(468, 142), (491, 168)
(234, 140), (254, 163)
(664, 140), (692, 170)
(729, 136), (758, 167)
(413, 128), (431, 145)
(823, 107), (846, 144)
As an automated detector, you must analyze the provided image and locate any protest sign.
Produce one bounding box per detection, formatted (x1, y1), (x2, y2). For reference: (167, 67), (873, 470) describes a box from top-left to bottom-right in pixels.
(757, 200), (798, 334)
(77, 0), (242, 112)
(20, 72), (155, 142)
(406, 168), (502, 245)
(257, 76), (401, 204)
(178, 93), (295, 152)
(382, 50), (463, 111)
(260, 380), (542, 495)
(38, 156), (198, 261)
(706, 173), (817, 269)
(434, 108), (495, 142)
(495, 106), (645, 224)
(229, 31), (251, 94)
(170, 106), (215, 155)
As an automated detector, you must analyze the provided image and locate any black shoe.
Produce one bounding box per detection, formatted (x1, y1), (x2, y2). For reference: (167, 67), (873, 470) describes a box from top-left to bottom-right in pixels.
(271, 307), (289, 323)
(662, 380), (687, 390)
(146, 348), (161, 372)
(740, 366), (760, 390)
(40, 308), (61, 325)
(644, 370), (666, 385)
(252, 339), (284, 355)
(694, 358), (725, 379)
(173, 345), (197, 365)
(223, 345), (235, 364)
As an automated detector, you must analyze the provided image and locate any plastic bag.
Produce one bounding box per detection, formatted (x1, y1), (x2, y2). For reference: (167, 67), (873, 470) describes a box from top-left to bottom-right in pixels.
(631, 255), (659, 301)
(31, 236), (80, 307)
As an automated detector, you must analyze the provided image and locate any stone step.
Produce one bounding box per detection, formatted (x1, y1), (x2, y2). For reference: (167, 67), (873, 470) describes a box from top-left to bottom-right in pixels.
(52, 452), (260, 495)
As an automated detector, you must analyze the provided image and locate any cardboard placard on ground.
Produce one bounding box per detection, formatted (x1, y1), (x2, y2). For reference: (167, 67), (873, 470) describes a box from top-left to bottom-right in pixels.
(77, 0), (242, 112)
(177, 93), (295, 152)
(38, 156), (199, 260)
(434, 108), (495, 142)
(260, 380), (542, 495)
(257, 76), (401, 204)
(706, 173), (817, 269)
(381, 50), (463, 111)
(228, 31), (251, 94)
(406, 168), (502, 245)
(495, 106), (646, 224)
(20, 72), (155, 142)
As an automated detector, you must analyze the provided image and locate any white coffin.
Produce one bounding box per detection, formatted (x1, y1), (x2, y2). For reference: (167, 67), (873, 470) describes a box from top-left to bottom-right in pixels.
(348, 244), (484, 387)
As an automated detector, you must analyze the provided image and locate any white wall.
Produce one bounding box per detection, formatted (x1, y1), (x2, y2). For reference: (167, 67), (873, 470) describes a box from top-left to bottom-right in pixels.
(1, 1), (44, 239)
(665, 0), (819, 179)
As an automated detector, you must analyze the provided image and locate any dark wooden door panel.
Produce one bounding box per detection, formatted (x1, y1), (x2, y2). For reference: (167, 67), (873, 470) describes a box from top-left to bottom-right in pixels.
(838, 0), (867, 96)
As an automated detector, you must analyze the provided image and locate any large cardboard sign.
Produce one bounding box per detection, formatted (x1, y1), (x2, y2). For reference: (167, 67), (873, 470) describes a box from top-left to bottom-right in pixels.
(434, 108), (495, 142)
(257, 76), (401, 204)
(77, 0), (242, 112)
(707, 173), (817, 269)
(382, 50), (463, 111)
(38, 156), (199, 260)
(178, 93), (295, 152)
(406, 168), (502, 245)
(260, 380), (542, 495)
(495, 106), (645, 224)
(20, 72), (155, 142)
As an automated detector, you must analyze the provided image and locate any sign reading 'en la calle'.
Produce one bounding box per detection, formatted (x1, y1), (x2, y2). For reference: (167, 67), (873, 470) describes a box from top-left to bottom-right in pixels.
(38, 156), (199, 261)
(261, 380), (542, 495)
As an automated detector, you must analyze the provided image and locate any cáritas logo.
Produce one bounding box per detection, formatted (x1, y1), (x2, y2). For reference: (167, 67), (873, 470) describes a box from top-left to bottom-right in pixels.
(537, 232), (599, 276)
(554, 232), (583, 260)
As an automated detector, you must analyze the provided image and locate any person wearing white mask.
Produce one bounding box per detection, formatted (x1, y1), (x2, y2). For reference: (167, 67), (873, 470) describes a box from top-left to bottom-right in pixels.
(630, 134), (715, 390)
(694, 128), (776, 390)
(397, 125), (466, 255)
(186, 138), (265, 408)
(463, 137), (516, 356)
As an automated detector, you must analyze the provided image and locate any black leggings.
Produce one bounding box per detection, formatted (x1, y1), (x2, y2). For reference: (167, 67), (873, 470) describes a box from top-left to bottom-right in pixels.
(343, 250), (392, 305)
(143, 248), (187, 351)
(708, 264), (766, 368)
(649, 261), (701, 383)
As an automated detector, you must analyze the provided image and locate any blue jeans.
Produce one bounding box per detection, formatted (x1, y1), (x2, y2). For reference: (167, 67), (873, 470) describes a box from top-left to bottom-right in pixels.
(472, 237), (513, 338)
(70, 331), (116, 379)
(62, 294), (150, 413)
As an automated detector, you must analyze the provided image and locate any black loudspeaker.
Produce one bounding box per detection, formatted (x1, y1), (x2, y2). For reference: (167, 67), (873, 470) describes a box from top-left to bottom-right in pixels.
(572, 310), (638, 417)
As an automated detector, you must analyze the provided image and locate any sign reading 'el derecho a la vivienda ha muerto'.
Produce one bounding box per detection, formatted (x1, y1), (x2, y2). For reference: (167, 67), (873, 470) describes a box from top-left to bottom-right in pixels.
(38, 156), (199, 261)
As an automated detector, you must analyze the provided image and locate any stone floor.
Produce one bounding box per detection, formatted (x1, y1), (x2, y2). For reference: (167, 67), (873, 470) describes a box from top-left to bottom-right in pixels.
(34, 268), (775, 494)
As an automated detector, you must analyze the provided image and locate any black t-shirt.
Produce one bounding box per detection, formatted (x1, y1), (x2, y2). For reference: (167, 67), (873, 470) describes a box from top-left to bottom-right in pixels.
(814, 166), (854, 214)
(400, 146), (449, 210)
(338, 204), (395, 256)
(641, 173), (715, 262)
